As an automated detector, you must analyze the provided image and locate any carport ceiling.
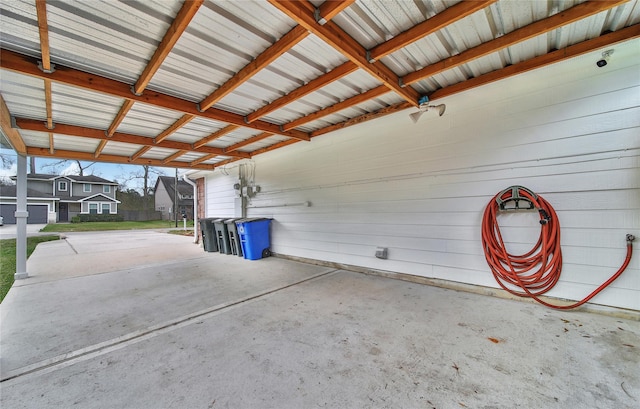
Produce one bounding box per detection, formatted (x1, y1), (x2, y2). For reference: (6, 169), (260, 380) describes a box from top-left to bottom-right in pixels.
(1, 0), (639, 170)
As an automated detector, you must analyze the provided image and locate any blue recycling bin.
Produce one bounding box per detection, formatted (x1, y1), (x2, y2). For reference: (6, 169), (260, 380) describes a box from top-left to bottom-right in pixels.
(236, 218), (272, 260)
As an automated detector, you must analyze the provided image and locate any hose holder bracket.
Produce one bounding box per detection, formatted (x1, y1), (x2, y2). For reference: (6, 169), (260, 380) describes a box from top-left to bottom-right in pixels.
(496, 185), (537, 211)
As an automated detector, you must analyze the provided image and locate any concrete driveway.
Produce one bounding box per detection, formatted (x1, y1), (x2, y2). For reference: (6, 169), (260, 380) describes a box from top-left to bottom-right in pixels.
(0, 224), (49, 239)
(1, 230), (638, 409)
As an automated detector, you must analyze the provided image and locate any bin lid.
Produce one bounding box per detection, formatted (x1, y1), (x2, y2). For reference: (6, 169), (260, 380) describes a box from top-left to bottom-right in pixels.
(237, 217), (272, 224)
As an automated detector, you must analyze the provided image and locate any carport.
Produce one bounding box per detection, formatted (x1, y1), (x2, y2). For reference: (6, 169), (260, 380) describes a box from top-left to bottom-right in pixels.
(0, 1), (639, 407)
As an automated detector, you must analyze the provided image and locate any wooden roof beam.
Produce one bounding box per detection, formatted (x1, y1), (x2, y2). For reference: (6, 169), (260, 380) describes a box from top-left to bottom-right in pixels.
(155, 114), (195, 144)
(133, 0), (204, 95)
(0, 48), (311, 141)
(162, 150), (187, 164)
(403, 0), (629, 85)
(94, 139), (108, 158)
(245, 61), (358, 123)
(15, 118), (251, 159)
(198, 25), (308, 111)
(428, 24), (640, 100)
(192, 124), (239, 149)
(0, 94), (26, 155)
(35, 0), (51, 72)
(27, 147), (215, 170)
(368, 0), (497, 61)
(224, 132), (273, 153)
(189, 153), (218, 166)
(307, 25), (640, 139)
(198, 1), (354, 112)
(106, 99), (135, 137)
(130, 146), (152, 161)
(268, 0), (420, 106)
(282, 85), (389, 131)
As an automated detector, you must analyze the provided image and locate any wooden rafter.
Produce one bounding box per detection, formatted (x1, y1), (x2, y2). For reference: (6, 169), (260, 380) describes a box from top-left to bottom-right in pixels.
(48, 132), (54, 154)
(94, 139), (108, 158)
(131, 146), (152, 161)
(155, 114), (195, 144)
(198, 1), (354, 113)
(134, 0), (204, 95)
(368, 0), (497, 61)
(0, 94), (26, 155)
(248, 138), (299, 157)
(282, 85), (389, 131)
(27, 147), (216, 170)
(311, 102), (413, 138)
(35, 0), (51, 71)
(15, 118), (251, 159)
(0, 48), (311, 141)
(43, 79), (53, 129)
(403, 0), (629, 85)
(305, 25), (640, 140)
(107, 100), (135, 137)
(100, 1), (203, 154)
(192, 125), (240, 149)
(162, 150), (187, 164)
(190, 153), (218, 166)
(268, 0), (420, 106)
(224, 132), (273, 153)
(198, 25), (308, 111)
(245, 61), (358, 123)
(428, 24), (640, 100)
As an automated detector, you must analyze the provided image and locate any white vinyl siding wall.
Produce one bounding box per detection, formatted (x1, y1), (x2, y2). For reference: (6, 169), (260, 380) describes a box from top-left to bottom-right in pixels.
(204, 52), (640, 310)
(204, 170), (237, 218)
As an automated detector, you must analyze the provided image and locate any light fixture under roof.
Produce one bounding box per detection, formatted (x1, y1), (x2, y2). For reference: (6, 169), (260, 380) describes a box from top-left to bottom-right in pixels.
(409, 96), (446, 123)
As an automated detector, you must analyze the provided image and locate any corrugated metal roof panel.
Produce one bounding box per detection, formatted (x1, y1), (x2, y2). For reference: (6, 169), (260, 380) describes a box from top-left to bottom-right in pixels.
(100, 141), (140, 157)
(52, 133), (99, 152)
(0, 0), (41, 56)
(138, 146), (175, 160)
(115, 103), (183, 137)
(212, 128), (265, 148)
(168, 116), (228, 144)
(45, 0), (181, 83)
(0, 70), (46, 120)
(149, 0), (295, 102)
(259, 70), (383, 124)
(50, 83), (123, 129)
(215, 34), (348, 116)
(19, 130), (49, 149)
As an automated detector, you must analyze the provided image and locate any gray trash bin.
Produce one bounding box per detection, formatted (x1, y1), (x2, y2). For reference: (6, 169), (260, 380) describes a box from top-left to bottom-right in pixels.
(213, 218), (232, 254)
(225, 218), (244, 257)
(199, 218), (218, 252)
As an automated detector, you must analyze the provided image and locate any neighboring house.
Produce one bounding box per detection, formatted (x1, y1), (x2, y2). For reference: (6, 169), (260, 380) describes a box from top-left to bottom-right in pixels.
(0, 185), (59, 224)
(3, 173), (120, 223)
(154, 176), (194, 220)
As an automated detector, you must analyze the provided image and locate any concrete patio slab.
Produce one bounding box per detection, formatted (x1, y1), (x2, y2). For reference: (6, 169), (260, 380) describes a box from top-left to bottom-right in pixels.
(1, 230), (638, 408)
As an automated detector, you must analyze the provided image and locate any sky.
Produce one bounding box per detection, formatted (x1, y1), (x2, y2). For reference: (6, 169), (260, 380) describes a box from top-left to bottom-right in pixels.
(0, 147), (180, 192)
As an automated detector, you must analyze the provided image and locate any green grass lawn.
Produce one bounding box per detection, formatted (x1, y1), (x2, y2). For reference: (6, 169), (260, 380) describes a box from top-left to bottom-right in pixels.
(41, 220), (195, 233)
(0, 235), (61, 302)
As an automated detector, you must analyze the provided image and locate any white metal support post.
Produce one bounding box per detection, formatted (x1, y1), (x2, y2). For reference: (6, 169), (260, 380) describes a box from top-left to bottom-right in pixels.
(14, 153), (29, 279)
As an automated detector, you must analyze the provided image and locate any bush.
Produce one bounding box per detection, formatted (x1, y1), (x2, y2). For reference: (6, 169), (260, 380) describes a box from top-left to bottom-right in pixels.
(73, 214), (124, 223)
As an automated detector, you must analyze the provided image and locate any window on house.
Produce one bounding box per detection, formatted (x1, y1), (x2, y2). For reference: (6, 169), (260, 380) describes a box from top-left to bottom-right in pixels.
(102, 203), (110, 214)
(89, 203), (98, 214)
(83, 183), (91, 192)
(58, 181), (67, 191)
(103, 185), (110, 193)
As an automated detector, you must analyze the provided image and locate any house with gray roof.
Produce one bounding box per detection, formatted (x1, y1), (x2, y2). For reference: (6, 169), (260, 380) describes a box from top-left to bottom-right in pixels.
(1, 174), (119, 224)
(154, 176), (194, 221)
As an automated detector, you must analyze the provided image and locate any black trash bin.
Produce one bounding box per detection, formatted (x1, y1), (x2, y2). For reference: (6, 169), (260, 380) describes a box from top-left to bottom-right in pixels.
(199, 218), (218, 252)
(213, 218), (232, 254)
(225, 218), (244, 257)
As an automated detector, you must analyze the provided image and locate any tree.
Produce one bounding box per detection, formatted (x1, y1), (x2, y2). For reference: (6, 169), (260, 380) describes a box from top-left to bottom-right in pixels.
(117, 165), (164, 210)
(42, 159), (96, 176)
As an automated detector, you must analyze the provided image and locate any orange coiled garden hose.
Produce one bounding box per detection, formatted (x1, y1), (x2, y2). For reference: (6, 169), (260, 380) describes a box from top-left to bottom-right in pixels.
(481, 186), (635, 310)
